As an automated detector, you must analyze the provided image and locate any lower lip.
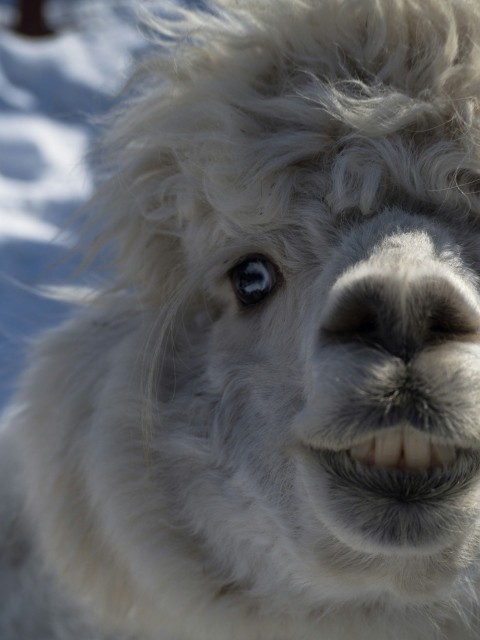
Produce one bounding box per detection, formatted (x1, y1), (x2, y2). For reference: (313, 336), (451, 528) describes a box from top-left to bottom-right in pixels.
(309, 447), (480, 502)
(300, 447), (480, 551)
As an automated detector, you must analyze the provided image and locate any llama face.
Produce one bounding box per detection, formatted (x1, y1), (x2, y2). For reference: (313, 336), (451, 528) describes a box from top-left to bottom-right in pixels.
(152, 205), (480, 607)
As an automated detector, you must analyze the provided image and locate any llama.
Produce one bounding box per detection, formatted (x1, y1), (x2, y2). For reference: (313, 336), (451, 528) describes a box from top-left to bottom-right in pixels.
(3, 0), (480, 638)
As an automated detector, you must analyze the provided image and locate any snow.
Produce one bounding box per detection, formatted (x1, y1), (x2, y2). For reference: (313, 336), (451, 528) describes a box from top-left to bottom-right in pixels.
(0, 1), (150, 409)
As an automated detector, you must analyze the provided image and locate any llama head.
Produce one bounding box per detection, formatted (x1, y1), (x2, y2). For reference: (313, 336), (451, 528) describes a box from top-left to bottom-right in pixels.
(18, 0), (480, 636)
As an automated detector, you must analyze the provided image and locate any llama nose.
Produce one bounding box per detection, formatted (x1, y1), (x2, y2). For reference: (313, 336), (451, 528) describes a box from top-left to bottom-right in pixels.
(320, 270), (480, 360)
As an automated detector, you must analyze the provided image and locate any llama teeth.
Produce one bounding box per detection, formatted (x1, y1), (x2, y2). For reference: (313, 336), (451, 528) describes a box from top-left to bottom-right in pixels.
(373, 429), (402, 468)
(348, 429), (458, 470)
(350, 438), (374, 464)
(432, 442), (457, 466)
(402, 429), (431, 470)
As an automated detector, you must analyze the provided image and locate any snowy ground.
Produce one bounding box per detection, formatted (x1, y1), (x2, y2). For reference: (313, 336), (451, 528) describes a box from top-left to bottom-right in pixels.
(0, 1), (151, 409)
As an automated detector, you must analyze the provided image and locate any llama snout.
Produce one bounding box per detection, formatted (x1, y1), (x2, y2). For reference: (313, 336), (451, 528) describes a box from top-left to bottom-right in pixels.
(320, 265), (480, 362)
(294, 213), (480, 477)
(291, 213), (480, 553)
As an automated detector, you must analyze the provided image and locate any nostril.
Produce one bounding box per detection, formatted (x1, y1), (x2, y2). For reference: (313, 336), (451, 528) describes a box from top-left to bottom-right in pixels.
(428, 309), (466, 336)
(321, 291), (379, 338)
(425, 285), (480, 339)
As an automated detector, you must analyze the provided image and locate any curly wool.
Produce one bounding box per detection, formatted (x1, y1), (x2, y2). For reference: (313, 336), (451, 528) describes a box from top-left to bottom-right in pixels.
(89, 0), (480, 302)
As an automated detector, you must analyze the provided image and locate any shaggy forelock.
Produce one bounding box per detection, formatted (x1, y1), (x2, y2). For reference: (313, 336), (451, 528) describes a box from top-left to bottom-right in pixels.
(89, 0), (480, 304)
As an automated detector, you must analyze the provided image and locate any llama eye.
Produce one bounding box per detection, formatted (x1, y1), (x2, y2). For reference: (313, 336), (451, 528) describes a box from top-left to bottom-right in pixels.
(229, 256), (278, 306)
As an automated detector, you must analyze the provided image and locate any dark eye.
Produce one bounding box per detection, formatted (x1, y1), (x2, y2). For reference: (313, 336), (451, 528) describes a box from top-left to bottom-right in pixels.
(229, 255), (278, 306)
